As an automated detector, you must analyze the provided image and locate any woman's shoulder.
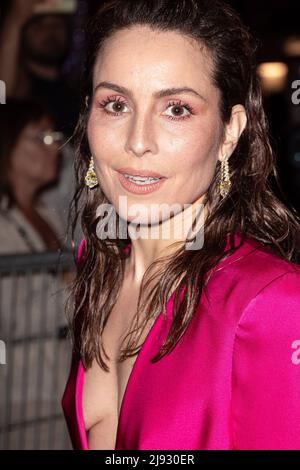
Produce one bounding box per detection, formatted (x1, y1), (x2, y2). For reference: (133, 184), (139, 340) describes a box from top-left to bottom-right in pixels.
(215, 232), (300, 282)
(223, 235), (300, 337)
(204, 232), (300, 321)
(238, 234), (300, 279)
(237, 239), (300, 323)
(230, 261), (300, 450)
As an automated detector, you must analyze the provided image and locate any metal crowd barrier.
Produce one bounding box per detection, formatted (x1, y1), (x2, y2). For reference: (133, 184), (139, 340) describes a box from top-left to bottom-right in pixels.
(0, 250), (76, 450)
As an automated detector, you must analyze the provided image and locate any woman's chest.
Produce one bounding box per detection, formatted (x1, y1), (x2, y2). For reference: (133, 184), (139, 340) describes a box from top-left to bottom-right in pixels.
(81, 282), (153, 438)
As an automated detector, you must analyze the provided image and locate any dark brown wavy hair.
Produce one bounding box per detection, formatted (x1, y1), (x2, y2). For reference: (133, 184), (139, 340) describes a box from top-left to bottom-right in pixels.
(66, 0), (300, 372)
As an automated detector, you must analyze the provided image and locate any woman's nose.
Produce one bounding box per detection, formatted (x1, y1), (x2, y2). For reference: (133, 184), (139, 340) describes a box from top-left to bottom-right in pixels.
(124, 112), (158, 158)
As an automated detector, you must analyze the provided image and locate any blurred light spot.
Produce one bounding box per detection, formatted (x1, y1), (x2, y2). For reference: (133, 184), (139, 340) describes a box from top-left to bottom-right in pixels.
(44, 135), (54, 146)
(257, 62), (289, 93)
(283, 36), (300, 57)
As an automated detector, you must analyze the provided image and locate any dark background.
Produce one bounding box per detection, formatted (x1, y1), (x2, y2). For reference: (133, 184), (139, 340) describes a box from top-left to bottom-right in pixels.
(1, 0), (300, 211)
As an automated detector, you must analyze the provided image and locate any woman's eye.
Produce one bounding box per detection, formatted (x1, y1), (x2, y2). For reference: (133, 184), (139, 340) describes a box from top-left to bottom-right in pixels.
(98, 97), (129, 115)
(163, 101), (193, 121)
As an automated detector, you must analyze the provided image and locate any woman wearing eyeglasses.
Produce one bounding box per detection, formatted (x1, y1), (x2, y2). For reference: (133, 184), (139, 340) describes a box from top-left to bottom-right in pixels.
(0, 98), (64, 254)
(0, 98), (72, 449)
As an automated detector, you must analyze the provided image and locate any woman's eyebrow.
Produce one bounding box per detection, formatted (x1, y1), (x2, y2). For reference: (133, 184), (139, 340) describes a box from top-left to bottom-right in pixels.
(94, 81), (207, 102)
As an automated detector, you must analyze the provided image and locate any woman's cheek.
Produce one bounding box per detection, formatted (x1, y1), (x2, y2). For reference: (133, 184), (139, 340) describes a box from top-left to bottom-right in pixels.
(18, 141), (38, 169)
(87, 111), (108, 142)
(87, 112), (95, 140)
(87, 115), (122, 158)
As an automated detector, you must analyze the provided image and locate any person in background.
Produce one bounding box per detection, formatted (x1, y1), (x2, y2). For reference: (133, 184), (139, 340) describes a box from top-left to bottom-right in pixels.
(0, 99), (65, 253)
(0, 0), (80, 137)
(0, 99), (74, 450)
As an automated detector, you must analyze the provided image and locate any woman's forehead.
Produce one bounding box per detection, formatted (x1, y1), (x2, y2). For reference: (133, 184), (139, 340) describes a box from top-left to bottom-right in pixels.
(92, 26), (215, 97)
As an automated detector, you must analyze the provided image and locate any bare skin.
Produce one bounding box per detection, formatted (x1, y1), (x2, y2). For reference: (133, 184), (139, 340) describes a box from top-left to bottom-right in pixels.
(82, 274), (143, 449)
(83, 25), (247, 449)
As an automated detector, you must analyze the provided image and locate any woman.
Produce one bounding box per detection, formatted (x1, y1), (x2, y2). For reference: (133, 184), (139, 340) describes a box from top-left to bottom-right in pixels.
(62, 0), (300, 450)
(0, 99), (72, 449)
(0, 98), (64, 253)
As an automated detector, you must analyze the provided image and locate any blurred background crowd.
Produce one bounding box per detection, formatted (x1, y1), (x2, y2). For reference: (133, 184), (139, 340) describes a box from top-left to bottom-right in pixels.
(0, 0), (299, 450)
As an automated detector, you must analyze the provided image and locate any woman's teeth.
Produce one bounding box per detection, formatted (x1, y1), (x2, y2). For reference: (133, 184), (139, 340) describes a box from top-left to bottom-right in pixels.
(124, 174), (161, 185)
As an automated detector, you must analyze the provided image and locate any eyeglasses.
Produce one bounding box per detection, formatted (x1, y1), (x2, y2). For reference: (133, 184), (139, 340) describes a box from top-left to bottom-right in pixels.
(24, 131), (65, 146)
(37, 131), (65, 145)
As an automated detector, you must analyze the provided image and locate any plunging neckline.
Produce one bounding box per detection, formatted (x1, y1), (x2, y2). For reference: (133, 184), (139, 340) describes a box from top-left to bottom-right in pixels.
(75, 284), (179, 450)
(74, 232), (253, 449)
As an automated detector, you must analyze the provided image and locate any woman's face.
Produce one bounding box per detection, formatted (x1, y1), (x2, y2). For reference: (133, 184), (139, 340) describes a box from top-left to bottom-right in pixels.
(87, 26), (225, 225)
(9, 116), (61, 188)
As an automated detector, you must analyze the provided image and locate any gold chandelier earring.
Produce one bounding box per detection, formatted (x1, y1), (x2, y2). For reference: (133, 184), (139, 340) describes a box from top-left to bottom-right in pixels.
(219, 154), (231, 198)
(85, 156), (99, 189)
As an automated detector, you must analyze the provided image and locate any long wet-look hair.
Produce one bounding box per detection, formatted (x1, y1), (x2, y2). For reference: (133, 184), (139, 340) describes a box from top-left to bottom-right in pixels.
(66, 0), (300, 371)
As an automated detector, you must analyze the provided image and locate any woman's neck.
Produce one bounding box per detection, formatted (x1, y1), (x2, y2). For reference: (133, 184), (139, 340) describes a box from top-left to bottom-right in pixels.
(125, 198), (207, 284)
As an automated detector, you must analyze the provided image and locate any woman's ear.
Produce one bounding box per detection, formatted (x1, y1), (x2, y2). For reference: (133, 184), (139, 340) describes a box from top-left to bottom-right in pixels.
(218, 104), (247, 161)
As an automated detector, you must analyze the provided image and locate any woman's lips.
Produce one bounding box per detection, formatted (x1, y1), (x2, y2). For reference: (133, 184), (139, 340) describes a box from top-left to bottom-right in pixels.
(117, 172), (167, 195)
(117, 167), (166, 178)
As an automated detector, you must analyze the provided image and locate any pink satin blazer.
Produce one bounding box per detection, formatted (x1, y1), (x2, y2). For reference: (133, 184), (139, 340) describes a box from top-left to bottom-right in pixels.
(61, 232), (300, 450)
